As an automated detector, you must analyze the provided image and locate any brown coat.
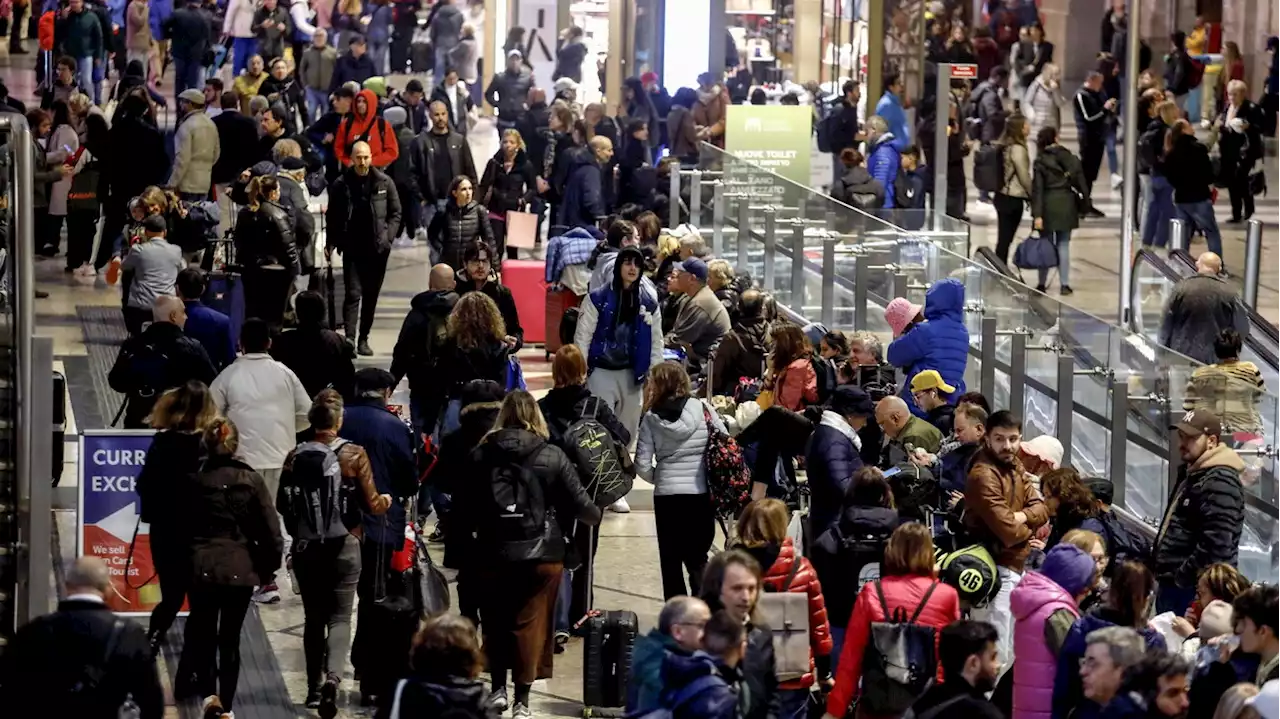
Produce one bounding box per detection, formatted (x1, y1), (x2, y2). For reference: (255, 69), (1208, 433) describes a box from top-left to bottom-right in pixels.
(282, 430), (391, 538)
(692, 86), (729, 148)
(963, 448), (1049, 571)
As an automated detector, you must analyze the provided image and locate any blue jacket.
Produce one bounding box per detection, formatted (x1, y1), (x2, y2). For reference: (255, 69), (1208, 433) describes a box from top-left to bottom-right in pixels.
(867, 135), (901, 209)
(558, 150), (606, 229)
(1052, 608), (1168, 719)
(937, 440), (979, 494)
(886, 278), (969, 416)
(545, 227), (601, 283)
(586, 281), (659, 384)
(366, 3), (393, 43)
(874, 92), (911, 150)
(805, 411), (864, 535)
(149, 0), (173, 39)
(339, 397), (417, 545)
(183, 300), (236, 371)
(660, 650), (740, 719)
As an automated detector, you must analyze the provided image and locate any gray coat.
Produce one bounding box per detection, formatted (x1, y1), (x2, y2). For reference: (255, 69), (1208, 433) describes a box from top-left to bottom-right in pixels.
(635, 397), (726, 496)
(1159, 275), (1249, 365)
(170, 111), (221, 195)
(974, 80), (1008, 143)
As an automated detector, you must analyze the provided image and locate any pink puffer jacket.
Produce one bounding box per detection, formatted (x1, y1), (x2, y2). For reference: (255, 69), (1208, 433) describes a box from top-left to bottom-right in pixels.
(1010, 570), (1079, 719)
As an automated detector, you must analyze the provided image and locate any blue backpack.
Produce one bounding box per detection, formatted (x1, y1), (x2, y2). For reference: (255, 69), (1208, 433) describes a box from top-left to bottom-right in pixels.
(626, 675), (725, 719)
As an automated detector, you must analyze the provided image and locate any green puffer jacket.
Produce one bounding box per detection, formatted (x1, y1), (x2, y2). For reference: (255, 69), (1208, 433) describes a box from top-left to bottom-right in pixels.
(1031, 144), (1088, 232)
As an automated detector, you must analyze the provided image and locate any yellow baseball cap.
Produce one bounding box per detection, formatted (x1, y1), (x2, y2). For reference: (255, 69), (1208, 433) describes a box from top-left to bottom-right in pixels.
(910, 369), (956, 394)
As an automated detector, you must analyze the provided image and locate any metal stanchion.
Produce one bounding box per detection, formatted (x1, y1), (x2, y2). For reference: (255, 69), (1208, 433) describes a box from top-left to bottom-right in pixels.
(668, 162), (681, 228)
(854, 256), (869, 330)
(1056, 354), (1075, 451)
(791, 222), (806, 310)
(762, 207), (777, 289)
(1168, 218), (1188, 253)
(979, 317), (997, 401)
(1007, 330), (1028, 418)
(690, 169), (704, 227)
(891, 269), (908, 299)
(1109, 374), (1129, 508)
(711, 181), (725, 256)
(822, 237), (836, 328)
(736, 198), (751, 269)
(1244, 219), (1263, 310)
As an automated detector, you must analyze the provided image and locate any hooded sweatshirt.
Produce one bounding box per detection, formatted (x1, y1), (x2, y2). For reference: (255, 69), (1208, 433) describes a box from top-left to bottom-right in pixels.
(866, 133), (901, 208)
(886, 278), (969, 416)
(834, 164), (886, 210)
(335, 88), (399, 168)
(635, 396), (725, 496)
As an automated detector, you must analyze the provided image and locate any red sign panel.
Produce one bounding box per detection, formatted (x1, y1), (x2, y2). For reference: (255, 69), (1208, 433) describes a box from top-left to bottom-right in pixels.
(950, 64), (979, 79)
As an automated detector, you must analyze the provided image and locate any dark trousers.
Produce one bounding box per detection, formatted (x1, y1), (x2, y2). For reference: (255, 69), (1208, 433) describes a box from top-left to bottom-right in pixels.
(1080, 136), (1105, 197)
(294, 534), (361, 688)
(341, 249), (390, 341)
(123, 305), (152, 336)
(9, 4), (26, 49)
(993, 193), (1026, 264)
(242, 265), (294, 329)
(65, 210), (99, 270)
(475, 561), (563, 686)
(735, 406), (814, 491)
(148, 550), (191, 646)
(491, 215), (520, 260)
(177, 584), (253, 710)
(37, 213), (64, 255)
(350, 539), (397, 676)
(1228, 172), (1255, 220)
(1156, 583), (1198, 616)
(394, 181), (419, 237)
(653, 493), (715, 600)
(173, 56), (203, 103)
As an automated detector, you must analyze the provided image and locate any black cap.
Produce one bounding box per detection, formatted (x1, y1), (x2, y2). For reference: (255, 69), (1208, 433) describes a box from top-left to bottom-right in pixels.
(142, 214), (167, 233)
(279, 156), (306, 171)
(354, 367), (396, 395)
(333, 85), (356, 99)
(404, 79), (424, 94)
(348, 33), (366, 46)
(829, 385), (874, 417)
(1085, 478), (1114, 505)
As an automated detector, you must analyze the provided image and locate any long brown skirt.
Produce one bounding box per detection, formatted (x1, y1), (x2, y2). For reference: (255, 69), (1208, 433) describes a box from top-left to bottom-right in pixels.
(474, 561), (564, 685)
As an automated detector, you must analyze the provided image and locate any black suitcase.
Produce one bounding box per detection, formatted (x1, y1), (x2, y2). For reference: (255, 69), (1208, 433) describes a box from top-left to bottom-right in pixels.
(582, 608), (637, 715)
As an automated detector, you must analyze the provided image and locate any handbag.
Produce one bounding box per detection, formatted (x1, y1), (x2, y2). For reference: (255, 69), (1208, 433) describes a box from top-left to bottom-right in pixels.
(1012, 230), (1059, 271)
(505, 209), (538, 249)
(1251, 170), (1268, 197)
(506, 355), (527, 391)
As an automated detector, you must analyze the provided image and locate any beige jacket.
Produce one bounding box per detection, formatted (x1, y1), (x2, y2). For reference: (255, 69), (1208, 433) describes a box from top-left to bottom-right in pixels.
(169, 111), (221, 195)
(126, 0), (152, 53)
(1002, 143), (1032, 199)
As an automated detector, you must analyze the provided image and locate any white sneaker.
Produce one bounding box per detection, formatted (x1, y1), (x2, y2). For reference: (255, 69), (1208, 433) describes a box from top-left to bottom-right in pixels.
(609, 497), (631, 513)
(74, 263), (95, 277)
(512, 702), (533, 719)
(251, 584), (281, 604)
(488, 687), (508, 712)
(414, 227), (430, 244)
(1110, 172), (1123, 190)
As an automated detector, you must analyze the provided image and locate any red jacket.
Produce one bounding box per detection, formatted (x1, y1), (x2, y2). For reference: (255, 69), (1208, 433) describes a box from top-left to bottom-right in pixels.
(827, 574), (961, 718)
(335, 88), (400, 169)
(758, 537), (833, 690)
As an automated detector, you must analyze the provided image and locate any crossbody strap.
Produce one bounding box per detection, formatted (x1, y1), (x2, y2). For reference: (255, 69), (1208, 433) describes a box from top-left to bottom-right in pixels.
(874, 578), (891, 619)
(780, 554), (803, 592)
(908, 581), (940, 624)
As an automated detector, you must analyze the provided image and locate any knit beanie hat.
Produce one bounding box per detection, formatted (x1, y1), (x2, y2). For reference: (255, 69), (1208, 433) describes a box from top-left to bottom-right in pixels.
(383, 105), (407, 128)
(1040, 544), (1097, 598)
(1198, 599), (1234, 641)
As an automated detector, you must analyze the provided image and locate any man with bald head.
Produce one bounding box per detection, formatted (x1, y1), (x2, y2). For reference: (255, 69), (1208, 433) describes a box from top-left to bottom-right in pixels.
(2, 557), (163, 718)
(1160, 250), (1249, 365)
(875, 395), (942, 466)
(409, 98), (478, 241)
(108, 294), (217, 428)
(629, 596), (713, 713)
(327, 139), (403, 356)
(559, 135), (614, 229)
(392, 263), (460, 434)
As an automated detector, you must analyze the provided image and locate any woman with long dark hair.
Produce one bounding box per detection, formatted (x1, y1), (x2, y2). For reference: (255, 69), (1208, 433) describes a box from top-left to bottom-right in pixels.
(1041, 467), (1104, 548)
(234, 174), (298, 328)
(992, 114), (1032, 264)
(40, 99), (79, 258)
(136, 381), (218, 655)
(177, 417), (284, 711)
(478, 129), (536, 260)
(436, 291), (511, 435)
(431, 174), (495, 271)
(622, 76), (659, 154)
(375, 614), (501, 718)
(1030, 126), (1087, 294)
(1164, 118), (1223, 258)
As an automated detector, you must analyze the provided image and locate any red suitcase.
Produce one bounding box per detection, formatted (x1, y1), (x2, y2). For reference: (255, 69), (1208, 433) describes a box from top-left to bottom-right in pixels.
(501, 259), (547, 345)
(544, 288), (584, 359)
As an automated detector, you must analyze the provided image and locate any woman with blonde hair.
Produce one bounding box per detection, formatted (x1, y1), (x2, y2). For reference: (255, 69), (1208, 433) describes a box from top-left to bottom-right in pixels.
(635, 361), (726, 599)
(1211, 683), (1261, 719)
(735, 498), (834, 717)
(136, 380), (219, 655)
(177, 416), (283, 711)
(1023, 63), (1066, 145)
(454, 389), (600, 717)
(234, 174), (298, 327)
(826, 522), (961, 718)
(279, 390), (390, 712)
(436, 290), (510, 435)
(479, 128), (538, 260)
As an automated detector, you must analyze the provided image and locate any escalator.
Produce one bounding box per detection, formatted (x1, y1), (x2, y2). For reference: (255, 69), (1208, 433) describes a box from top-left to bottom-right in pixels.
(1168, 249), (1280, 365)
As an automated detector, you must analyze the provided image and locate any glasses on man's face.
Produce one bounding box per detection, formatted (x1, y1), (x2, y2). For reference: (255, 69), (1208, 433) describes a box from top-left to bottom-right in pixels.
(1080, 656), (1110, 671)
(674, 621), (707, 631)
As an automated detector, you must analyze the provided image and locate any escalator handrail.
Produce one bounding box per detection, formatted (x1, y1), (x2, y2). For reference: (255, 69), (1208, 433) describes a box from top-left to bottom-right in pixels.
(1130, 249), (1187, 337)
(1169, 249), (1280, 346)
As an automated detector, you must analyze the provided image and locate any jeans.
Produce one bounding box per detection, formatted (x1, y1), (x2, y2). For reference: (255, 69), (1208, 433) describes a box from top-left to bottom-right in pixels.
(341, 248), (391, 341)
(829, 627), (846, 673)
(1141, 174), (1175, 247)
(777, 689), (811, 719)
(653, 493), (715, 600)
(971, 566), (1022, 674)
(1156, 583), (1198, 615)
(1037, 229), (1071, 288)
(232, 36), (257, 76)
(434, 44), (452, 83)
(1175, 200), (1223, 257)
(369, 40), (388, 75)
(75, 55), (95, 102)
(305, 87), (329, 123)
(294, 533), (361, 689)
(173, 55), (202, 101)
(992, 193), (1026, 264)
(1138, 173), (1152, 227)
(91, 57), (105, 104)
(1105, 126), (1119, 176)
(177, 584), (254, 709)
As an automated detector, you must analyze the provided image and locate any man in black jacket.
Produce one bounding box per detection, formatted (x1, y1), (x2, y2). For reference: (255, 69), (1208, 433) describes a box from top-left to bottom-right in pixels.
(391, 263), (458, 434)
(0, 557), (164, 718)
(1163, 31), (1195, 107)
(408, 100), (477, 239)
(700, 550), (777, 719)
(1073, 71), (1116, 218)
(1152, 409), (1245, 615)
(212, 90), (261, 235)
(329, 35), (377, 92)
(108, 295), (218, 428)
(455, 241), (524, 351)
(271, 290), (356, 398)
(827, 80), (862, 187)
(306, 85), (354, 182)
(907, 620), (1004, 719)
(167, 0), (212, 101)
(485, 49), (534, 134)
(1158, 251), (1248, 365)
(326, 141), (402, 356)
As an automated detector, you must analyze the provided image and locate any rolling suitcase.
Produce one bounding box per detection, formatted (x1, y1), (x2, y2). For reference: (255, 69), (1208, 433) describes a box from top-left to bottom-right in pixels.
(544, 288), (583, 359)
(580, 522), (636, 717)
(501, 259), (547, 345)
(202, 235), (245, 343)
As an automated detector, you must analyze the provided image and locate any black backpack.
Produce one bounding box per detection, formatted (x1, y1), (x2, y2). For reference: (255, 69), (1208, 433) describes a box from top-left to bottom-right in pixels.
(973, 143), (1005, 194)
(811, 356), (838, 404)
(560, 306), (581, 349)
(562, 401), (635, 508)
(279, 439), (361, 543)
(886, 462), (939, 521)
(483, 453), (554, 561)
(860, 580), (942, 716)
(964, 86), (987, 141)
(816, 111), (842, 153)
(1096, 509), (1151, 571)
(116, 339), (173, 426)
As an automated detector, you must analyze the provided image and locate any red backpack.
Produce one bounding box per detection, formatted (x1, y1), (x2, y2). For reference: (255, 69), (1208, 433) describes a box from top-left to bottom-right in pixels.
(700, 405), (750, 521)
